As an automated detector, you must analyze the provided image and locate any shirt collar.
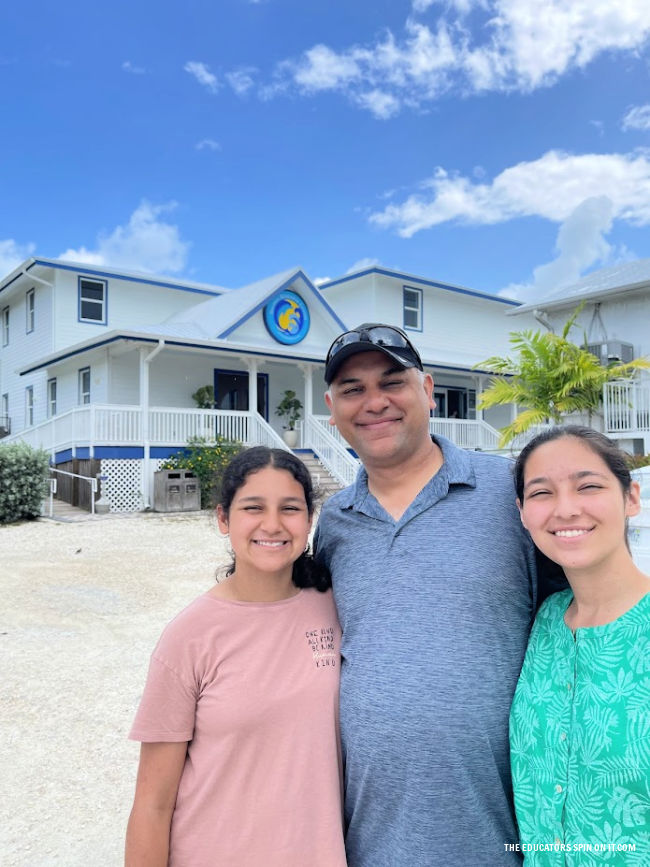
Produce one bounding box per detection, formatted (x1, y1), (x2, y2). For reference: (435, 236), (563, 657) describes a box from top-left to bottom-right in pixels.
(335, 434), (476, 513)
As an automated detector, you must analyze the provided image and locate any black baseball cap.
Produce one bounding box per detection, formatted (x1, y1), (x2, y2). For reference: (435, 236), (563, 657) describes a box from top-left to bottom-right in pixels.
(325, 323), (423, 385)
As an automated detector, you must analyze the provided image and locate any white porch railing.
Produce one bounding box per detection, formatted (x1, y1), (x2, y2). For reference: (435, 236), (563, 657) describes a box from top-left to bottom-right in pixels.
(249, 413), (291, 452)
(302, 415), (360, 487)
(47, 468), (99, 516)
(428, 418), (502, 450)
(305, 415), (352, 450)
(4, 404), (289, 454)
(149, 407), (251, 445)
(304, 414), (504, 453)
(604, 380), (650, 434)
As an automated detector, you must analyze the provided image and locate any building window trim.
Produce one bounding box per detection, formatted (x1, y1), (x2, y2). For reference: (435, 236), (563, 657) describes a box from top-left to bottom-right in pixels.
(78, 277), (108, 325)
(47, 378), (57, 417)
(78, 367), (91, 405)
(26, 288), (35, 333)
(2, 306), (9, 346)
(1, 392), (8, 432)
(403, 285), (423, 332)
(25, 385), (34, 427)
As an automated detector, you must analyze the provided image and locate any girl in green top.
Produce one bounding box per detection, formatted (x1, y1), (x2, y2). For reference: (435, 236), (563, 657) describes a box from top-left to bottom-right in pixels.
(510, 426), (650, 866)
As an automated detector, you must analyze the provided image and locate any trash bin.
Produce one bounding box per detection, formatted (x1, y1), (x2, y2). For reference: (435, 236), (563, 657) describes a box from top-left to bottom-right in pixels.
(153, 469), (201, 512)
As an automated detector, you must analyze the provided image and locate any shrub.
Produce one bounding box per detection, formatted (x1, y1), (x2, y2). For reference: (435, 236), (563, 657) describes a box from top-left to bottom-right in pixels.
(160, 435), (242, 509)
(624, 453), (650, 470)
(0, 442), (50, 524)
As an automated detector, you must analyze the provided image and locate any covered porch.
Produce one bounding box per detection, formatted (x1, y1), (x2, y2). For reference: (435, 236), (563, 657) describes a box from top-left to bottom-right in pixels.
(604, 378), (650, 453)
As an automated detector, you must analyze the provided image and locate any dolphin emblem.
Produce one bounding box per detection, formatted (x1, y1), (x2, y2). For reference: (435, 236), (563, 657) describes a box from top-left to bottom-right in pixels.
(278, 299), (301, 333)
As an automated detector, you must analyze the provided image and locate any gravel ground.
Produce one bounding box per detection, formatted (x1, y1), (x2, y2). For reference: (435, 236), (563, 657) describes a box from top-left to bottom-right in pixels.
(1, 512), (229, 867)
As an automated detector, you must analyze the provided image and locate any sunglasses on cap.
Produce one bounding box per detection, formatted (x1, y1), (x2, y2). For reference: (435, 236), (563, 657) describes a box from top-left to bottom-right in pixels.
(325, 323), (423, 384)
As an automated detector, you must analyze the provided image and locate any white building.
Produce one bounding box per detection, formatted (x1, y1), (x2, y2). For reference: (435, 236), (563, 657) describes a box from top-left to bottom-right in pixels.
(510, 259), (650, 456)
(1, 255), (648, 511)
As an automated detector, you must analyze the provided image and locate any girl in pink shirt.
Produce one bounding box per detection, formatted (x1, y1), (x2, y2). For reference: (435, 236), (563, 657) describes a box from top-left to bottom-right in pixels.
(125, 447), (346, 867)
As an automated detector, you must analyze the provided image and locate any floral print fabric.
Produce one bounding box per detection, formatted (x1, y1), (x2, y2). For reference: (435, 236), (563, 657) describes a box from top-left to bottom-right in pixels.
(510, 590), (650, 866)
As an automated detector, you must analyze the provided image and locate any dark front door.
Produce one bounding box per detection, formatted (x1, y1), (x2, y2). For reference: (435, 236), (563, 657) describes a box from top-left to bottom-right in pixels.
(214, 370), (269, 419)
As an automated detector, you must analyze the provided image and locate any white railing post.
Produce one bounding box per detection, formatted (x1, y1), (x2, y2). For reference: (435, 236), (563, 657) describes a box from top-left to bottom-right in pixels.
(303, 415), (359, 486)
(89, 405), (95, 458)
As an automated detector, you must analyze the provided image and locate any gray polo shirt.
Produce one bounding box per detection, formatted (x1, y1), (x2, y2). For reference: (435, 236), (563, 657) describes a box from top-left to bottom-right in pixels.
(315, 436), (538, 867)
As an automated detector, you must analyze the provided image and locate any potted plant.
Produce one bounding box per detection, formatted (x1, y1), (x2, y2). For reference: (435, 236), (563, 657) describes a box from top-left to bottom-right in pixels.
(275, 389), (302, 447)
(192, 385), (216, 409)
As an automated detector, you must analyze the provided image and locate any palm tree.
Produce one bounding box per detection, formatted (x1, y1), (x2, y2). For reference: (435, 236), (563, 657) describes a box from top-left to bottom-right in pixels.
(477, 310), (650, 446)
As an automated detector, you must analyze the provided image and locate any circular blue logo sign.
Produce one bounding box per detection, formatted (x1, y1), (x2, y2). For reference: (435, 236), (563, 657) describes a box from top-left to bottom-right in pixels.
(263, 290), (310, 345)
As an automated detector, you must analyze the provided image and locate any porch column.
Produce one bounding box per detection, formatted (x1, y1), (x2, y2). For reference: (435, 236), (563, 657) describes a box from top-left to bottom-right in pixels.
(299, 363), (314, 416)
(140, 341), (165, 509)
(475, 375), (484, 421)
(247, 358), (259, 417)
(139, 348), (149, 507)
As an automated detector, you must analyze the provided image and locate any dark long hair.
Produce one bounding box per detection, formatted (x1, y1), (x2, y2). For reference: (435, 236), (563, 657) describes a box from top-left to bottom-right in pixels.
(217, 446), (331, 592)
(514, 425), (635, 554)
(514, 425), (633, 502)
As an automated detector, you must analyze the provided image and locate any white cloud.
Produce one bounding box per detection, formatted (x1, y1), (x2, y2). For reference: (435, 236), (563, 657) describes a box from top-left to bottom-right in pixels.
(346, 257), (381, 274)
(226, 68), (256, 95)
(122, 61), (147, 75)
(184, 61), (219, 94)
(369, 149), (650, 237)
(0, 239), (36, 276)
(59, 201), (190, 275)
(291, 44), (363, 92)
(195, 138), (221, 151)
(313, 276), (332, 286)
(622, 104), (650, 131)
(412, 0), (437, 11)
(270, 1), (650, 117)
(500, 196), (614, 301)
(354, 89), (401, 119)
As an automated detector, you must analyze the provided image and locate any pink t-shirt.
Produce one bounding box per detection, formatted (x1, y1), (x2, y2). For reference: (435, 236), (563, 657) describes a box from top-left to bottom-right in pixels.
(130, 588), (346, 867)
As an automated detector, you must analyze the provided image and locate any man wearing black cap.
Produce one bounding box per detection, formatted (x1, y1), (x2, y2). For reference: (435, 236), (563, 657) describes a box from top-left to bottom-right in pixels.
(315, 323), (552, 866)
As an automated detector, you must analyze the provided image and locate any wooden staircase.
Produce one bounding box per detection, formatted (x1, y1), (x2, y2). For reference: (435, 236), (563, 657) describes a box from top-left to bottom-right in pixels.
(296, 452), (346, 501)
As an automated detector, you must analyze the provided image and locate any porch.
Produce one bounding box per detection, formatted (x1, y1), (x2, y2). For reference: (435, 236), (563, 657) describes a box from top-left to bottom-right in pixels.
(604, 380), (650, 452)
(7, 403), (510, 511)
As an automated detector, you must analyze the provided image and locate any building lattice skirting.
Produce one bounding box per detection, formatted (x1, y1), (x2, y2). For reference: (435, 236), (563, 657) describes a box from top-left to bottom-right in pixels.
(100, 458), (166, 512)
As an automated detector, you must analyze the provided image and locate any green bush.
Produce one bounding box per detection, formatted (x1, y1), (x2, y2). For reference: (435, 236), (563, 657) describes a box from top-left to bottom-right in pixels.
(625, 453), (650, 470)
(0, 442), (50, 524)
(160, 435), (242, 509)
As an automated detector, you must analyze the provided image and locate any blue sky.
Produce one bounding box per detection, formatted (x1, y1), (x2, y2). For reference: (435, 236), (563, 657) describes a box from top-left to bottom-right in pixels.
(2, 0), (650, 301)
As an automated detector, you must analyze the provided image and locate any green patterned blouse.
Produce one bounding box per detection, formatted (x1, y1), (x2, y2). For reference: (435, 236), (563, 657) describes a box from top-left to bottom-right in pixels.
(510, 590), (650, 866)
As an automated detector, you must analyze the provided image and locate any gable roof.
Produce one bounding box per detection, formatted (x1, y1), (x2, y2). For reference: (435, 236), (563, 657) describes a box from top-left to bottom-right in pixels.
(140, 266), (346, 340)
(319, 266), (521, 307)
(511, 259), (650, 315)
(0, 257), (228, 298)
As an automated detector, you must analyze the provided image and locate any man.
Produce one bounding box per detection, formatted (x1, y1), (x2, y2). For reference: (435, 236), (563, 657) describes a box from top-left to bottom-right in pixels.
(315, 323), (562, 867)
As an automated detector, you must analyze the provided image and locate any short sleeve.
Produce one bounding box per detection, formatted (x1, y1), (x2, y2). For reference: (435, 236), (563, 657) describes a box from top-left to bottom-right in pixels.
(129, 653), (197, 743)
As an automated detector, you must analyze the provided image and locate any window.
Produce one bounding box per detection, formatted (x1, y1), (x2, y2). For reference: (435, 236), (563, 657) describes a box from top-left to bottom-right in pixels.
(25, 386), (34, 427)
(26, 288), (35, 333)
(47, 378), (57, 417)
(1, 392), (8, 427)
(78, 277), (107, 324)
(403, 286), (422, 331)
(2, 306), (8, 346)
(79, 367), (91, 405)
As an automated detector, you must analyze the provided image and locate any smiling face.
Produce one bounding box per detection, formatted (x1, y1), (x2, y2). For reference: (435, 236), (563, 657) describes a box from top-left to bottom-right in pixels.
(217, 466), (312, 584)
(325, 350), (435, 470)
(518, 436), (641, 577)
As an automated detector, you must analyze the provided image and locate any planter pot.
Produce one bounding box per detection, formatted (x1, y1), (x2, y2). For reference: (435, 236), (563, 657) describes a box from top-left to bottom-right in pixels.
(282, 429), (298, 448)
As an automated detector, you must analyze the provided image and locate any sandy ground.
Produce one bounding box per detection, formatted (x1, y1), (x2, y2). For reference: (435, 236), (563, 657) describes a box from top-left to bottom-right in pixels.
(1, 511), (229, 867)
